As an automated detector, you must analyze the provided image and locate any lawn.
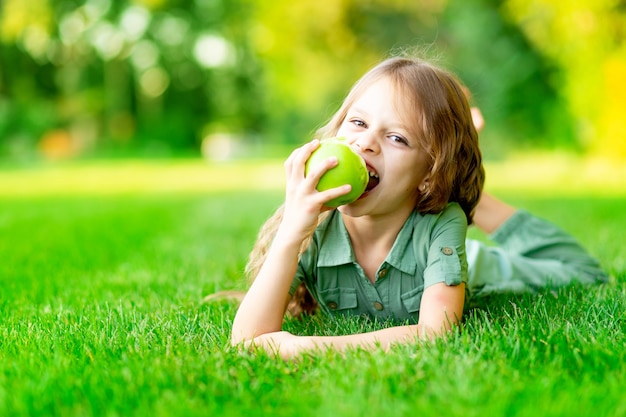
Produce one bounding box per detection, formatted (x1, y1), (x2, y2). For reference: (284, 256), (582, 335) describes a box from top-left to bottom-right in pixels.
(0, 157), (625, 417)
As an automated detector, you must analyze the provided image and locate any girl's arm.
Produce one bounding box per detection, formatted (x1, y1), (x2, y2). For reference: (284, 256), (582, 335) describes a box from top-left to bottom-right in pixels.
(231, 140), (351, 345)
(247, 281), (466, 360)
(230, 231), (301, 344)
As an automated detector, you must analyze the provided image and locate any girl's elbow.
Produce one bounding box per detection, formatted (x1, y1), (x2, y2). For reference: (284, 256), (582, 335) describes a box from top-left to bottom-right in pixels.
(230, 324), (269, 347)
(230, 325), (253, 347)
(230, 319), (249, 346)
(230, 332), (244, 347)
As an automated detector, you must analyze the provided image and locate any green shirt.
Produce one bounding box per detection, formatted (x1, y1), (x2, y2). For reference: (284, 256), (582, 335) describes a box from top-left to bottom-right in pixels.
(291, 203), (468, 323)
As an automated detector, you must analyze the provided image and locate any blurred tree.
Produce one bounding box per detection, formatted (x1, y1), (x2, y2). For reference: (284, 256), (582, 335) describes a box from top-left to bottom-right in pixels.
(438, 0), (575, 154)
(504, 0), (626, 159)
(0, 0), (264, 158)
(1, 0), (619, 160)
(249, 0), (572, 156)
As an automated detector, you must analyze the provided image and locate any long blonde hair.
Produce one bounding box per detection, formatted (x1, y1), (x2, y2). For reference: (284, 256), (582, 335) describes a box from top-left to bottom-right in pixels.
(245, 56), (484, 310)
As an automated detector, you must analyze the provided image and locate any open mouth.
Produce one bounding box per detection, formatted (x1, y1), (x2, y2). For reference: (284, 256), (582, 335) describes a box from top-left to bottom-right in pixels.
(365, 165), (380, 193)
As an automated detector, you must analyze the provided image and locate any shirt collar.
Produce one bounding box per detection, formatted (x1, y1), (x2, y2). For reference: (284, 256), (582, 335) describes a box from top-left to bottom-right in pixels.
(385, 210), (418, 274)
(316, 210), (418, 275)
(317, 211), (355, 267)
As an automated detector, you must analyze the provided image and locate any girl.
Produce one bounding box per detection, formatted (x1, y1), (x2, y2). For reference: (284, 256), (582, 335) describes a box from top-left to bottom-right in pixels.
(230, 56), (607, 359)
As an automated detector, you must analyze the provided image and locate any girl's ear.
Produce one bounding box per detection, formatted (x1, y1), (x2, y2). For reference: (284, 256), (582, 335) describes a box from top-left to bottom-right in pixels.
(419, 177), (430, 192)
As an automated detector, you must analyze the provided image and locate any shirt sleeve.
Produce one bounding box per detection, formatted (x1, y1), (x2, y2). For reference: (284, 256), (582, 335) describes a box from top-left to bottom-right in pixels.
(289, 237), (318, 296)
(421, 203), (469, 289)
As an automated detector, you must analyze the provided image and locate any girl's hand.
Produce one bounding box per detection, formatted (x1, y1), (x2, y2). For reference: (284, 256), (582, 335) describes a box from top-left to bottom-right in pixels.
(279, 140), (351, 242)
(246, 331), (318, 360)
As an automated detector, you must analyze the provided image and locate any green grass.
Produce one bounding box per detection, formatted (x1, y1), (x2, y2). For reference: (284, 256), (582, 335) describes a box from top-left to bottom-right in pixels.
(1, 158), (625, 417)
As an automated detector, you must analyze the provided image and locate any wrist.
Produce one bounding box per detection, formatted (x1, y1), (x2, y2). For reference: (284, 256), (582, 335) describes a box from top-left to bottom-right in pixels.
(274, 223), (314, 249)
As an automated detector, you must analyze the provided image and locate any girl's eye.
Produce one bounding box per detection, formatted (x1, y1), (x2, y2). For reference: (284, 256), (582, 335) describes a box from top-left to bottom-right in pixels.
(390, 135), (409, 146)
(351, 119), (366, 127)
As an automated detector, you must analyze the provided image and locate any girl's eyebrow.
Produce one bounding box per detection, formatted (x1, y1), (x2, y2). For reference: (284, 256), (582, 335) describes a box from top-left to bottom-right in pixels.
(348, 106), (412, 134)
(347, 107), (368, 116)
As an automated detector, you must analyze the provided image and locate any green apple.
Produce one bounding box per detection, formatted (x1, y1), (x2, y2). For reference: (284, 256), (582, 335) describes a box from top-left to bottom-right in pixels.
(304, 137), (368, 207)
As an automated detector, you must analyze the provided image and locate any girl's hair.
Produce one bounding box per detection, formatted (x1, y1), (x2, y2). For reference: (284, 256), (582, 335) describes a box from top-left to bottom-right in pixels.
(245, 56), (484, 314)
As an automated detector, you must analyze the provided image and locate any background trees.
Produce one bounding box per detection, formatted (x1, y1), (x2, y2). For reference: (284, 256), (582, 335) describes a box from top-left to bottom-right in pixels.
(0, 0), (624, 160)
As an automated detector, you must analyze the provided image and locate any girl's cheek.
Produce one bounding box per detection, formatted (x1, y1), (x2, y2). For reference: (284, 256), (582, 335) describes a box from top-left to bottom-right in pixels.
(336, 125), (355, 137)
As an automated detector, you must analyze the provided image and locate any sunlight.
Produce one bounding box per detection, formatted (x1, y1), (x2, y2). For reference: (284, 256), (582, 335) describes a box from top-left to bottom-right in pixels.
(0, 160), (285, 197)
(193, 33), (233, 68)
(484, 153), (626, 197)
(0, 154), (624, 198)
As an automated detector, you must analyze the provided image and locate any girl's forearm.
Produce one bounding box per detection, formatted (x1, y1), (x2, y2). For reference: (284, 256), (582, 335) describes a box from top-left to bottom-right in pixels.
(301, 283), (462, 354)
(251, 321), (458, 359)
(231, 234), (302, 345)
(250, 324), (428, 360)
(309, 324), (424, 352)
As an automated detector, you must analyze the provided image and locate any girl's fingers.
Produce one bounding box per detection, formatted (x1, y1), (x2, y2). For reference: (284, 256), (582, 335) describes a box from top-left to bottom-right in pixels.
(282, 139), (353, 212)
(318, 185), (352, 208)
(284, 139), (319, 178)
(302, 154), (338, 186)
(285, 139), (343, 196)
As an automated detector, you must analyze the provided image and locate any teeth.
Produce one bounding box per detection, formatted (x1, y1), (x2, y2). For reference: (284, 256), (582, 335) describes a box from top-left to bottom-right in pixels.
(368, 171), (379, 179)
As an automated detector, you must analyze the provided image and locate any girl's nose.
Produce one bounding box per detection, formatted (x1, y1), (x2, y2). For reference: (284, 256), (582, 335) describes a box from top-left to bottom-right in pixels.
(353, 131), (378, 153)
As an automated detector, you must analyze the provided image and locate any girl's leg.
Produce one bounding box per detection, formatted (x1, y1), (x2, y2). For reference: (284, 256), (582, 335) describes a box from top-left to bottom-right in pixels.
(467, 193), (608, 298)
(472, 192), (516, 235)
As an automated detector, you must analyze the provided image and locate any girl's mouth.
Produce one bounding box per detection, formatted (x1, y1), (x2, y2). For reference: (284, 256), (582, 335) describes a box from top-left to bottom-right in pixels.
(360, 164), (379, 198)
(366, 168), (380, 191)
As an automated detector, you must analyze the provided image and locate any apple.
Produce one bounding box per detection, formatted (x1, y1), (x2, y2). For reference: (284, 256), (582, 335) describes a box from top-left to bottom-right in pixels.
(304, 137), (368, 207)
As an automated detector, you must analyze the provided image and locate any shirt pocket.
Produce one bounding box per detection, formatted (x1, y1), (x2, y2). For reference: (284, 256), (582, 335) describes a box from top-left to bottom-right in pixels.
(319, 287), (357, 312)
(401, 285), (424, 314)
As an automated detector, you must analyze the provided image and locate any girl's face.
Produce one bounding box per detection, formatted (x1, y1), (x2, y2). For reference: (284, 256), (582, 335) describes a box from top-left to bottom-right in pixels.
(336, 76), (431, 218)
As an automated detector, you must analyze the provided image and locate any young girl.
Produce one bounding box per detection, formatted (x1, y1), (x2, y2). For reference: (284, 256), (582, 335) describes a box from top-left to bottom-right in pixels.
(230, 56), (608, 359)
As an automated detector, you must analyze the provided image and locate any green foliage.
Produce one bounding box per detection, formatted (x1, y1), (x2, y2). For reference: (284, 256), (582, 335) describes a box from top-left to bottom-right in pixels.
(0, 0), (265, 157)
(504, 0), (626, 159)
(439, 0), (576, 151)
(1, 0), (608, 161)
(0, 162), (625, 416)
(250, 0), (573, 152)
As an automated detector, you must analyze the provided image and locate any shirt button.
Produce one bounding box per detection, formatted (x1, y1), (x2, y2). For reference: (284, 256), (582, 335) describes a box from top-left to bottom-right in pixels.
(379, 268), (388, 278)
(327, 301), (338, 310)
(441, 247), (454, 256)
(373, 301), (384, 311)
